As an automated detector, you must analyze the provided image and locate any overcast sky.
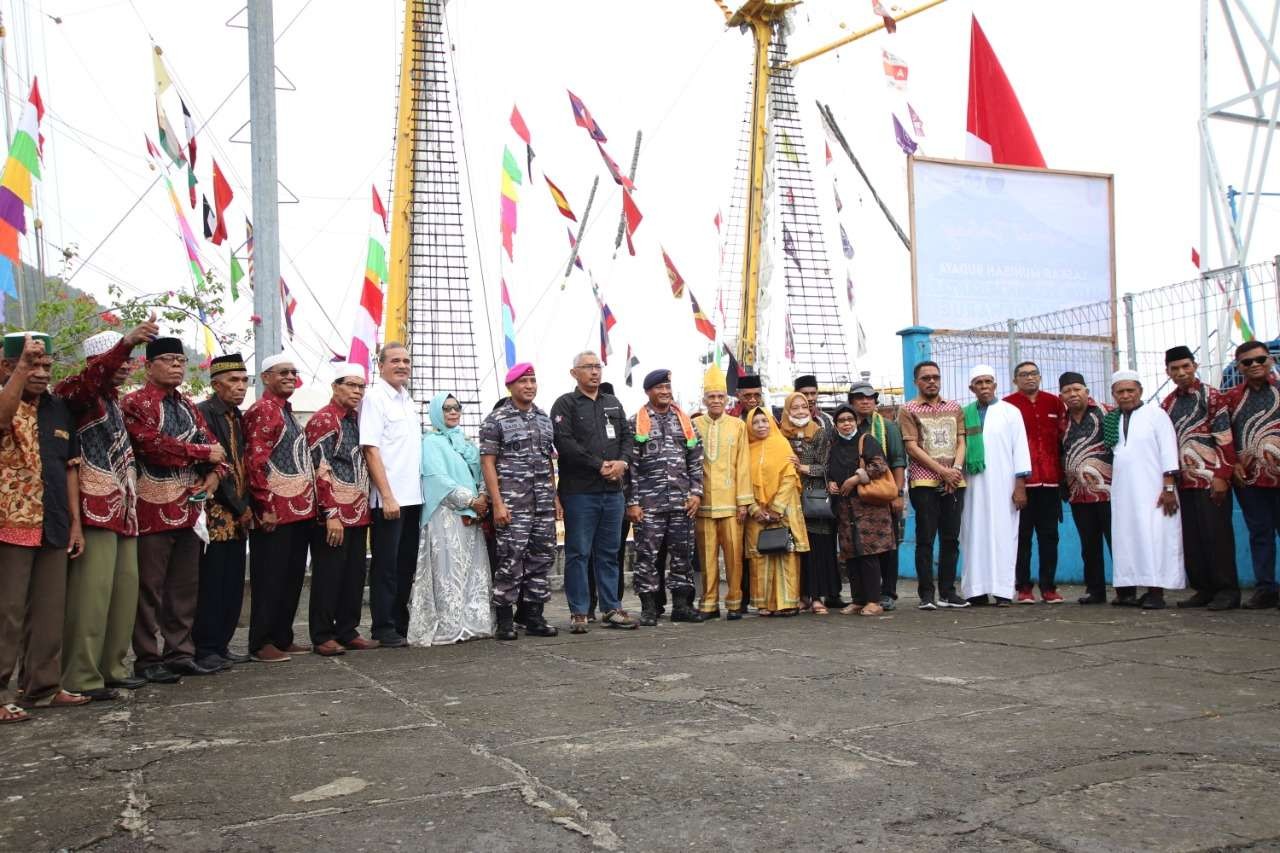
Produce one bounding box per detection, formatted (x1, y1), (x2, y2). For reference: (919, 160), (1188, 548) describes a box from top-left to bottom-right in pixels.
(7, 0), (1277, 410)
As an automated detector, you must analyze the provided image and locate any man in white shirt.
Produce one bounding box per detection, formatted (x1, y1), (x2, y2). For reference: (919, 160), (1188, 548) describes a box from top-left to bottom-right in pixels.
(359, 343), (424, 647)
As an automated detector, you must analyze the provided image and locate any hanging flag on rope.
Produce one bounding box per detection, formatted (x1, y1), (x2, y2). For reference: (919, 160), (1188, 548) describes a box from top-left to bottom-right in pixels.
(908, 102), (926, 137)
(567, 90), (607, 142)
(785, 185), (796, 209)
(591, 277), (617, 364)
(0, 79), (42, 321)
(825, 141), (833, 166)
(840, 224), (855, 259)
(661, 247), (685, 298)
(155, 96), (186, 167)
(779, 130), (800, 163)
(1191, 247), (1201, 269)
(180, 96), (197, 207)
(244, 217), (255, 290)
(186, 167), (198, 210)
(882, 49), (909, 90)
(500, 146), (522, 260)
(856, 321), (869, 358)
(965, 16), (1044, 167)
(872, 0), (897, 33)
(348, 185), (388, 376)
(544, 176), (577, 221)
(510, 103), (535, 179)
(624, 345), (639, 387)
(713, 210), (722, 232)
(833, 180), (843, 213)
(329, 348), (346, 363)
(782, 226), (800, 271)
(690, 290), (716, 341)
(160, 170), (215, 362)
(500, 278), (517, 370)
(280, 278), (297, 339)
(621, 189), (642, 256)
(144, 135), (161, 161)
(229, 253), (244, 301)
(784, 312), (795, 361)
(210, 160), (232, 245)
(846, 273), (855, 308)
(202, 195), (216, 239)
(152, 45), (172, 94)
(566, 227), (585, 270)
(596, 141), (634, 191)
(892, 114), (918, 156)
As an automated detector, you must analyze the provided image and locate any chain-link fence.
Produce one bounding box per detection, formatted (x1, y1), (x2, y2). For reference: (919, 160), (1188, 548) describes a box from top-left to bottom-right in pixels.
(928, 259), (1279, 401)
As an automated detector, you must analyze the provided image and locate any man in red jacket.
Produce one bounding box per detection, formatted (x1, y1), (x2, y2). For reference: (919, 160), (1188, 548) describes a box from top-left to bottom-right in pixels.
(1004, 361), (1066, 603)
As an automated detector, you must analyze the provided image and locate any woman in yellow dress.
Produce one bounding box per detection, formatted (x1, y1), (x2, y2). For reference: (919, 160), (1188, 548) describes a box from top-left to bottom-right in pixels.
(743, 407), (809, 616)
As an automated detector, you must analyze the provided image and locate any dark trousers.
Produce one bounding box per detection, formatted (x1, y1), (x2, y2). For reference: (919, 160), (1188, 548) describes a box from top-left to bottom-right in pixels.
(1236, 485), (1280, 591)
(910, 486), (963, 599)
(1016, 486), (1061, 591)
(1069, 502), (1111, 598)
(309, 524), (368, 646)
(193, 538), (246, 660)
(134, 529), (200, 668)
(846, 554), (885, 606)
(1180, 488), (1238, 596)
(248, 521), (309, 654)
(369, 505), (422, 641)
(879, 548), (899, 599)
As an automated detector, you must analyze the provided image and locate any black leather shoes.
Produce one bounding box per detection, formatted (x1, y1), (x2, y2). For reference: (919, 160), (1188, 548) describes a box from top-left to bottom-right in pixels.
(167, 658), (219, 676)
(1208, 590), (1240, 611)
(223, 652), (252, 665)
(1140, 590), (1166, 610)
(138, 665), (181, 684)
(1177, 591), (1214, 608)
(1077, 593), (1107, 605)
(1242, 588), (1278, 610)
(82, 687), (120, 702)
(376, 635), (408, 648)
(106, 675), (147, 690)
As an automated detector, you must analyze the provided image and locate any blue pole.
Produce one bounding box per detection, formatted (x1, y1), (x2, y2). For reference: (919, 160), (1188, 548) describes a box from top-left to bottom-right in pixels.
(898, 326), (933, 401)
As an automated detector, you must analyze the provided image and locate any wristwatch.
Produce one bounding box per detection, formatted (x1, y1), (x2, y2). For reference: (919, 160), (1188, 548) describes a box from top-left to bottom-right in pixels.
(1162, 484), (1176, 493)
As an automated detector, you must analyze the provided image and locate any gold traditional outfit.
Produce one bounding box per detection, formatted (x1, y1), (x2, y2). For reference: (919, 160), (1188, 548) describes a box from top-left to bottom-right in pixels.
(692, 365), (754, 613)
(744, 407), (809, 612)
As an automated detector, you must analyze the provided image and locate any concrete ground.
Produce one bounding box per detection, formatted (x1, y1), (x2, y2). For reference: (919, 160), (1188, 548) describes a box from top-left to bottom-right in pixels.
(5, 583), (1280, 853)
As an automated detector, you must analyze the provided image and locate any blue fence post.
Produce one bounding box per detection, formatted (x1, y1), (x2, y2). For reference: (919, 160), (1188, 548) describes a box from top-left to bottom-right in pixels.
(898, 326), (934, 400)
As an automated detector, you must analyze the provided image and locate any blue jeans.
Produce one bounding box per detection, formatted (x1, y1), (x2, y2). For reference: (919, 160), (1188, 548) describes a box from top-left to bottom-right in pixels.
(1237, 485), (1280, 591)
(562, 491), (624, 616)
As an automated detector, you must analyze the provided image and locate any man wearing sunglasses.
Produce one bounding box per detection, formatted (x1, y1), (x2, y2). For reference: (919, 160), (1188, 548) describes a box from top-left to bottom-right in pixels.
(1226, 341), (1280, 609)
(243, 354), (316, 662)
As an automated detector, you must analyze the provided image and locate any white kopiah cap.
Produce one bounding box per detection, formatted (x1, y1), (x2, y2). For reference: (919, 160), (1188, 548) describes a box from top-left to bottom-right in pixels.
(1111, 369), (1141, 386)
(333, 362), (366, 382)
(260, 352), (296, 373)
(83, 331), (123, 359)
(969, 364), (996, 382)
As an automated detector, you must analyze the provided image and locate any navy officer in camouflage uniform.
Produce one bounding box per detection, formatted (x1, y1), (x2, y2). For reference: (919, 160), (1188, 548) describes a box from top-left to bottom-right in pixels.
(480, 362), (560, 641)
(625, 369), (705, 626)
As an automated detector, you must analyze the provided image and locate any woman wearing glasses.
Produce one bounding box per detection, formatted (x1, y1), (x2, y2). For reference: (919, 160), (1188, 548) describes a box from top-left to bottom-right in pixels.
(407, 393), (494, 645)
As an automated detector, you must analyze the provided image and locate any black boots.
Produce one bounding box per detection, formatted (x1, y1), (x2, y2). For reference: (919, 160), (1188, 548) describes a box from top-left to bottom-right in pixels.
(670, 590), (705, 623)
(495, 605), (518, 641)
(638, 592), (659, 626)
(523, 601), (559, 637)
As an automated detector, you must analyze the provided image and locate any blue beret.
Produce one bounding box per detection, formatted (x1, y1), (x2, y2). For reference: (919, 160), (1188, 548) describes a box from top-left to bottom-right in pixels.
(643, 369), (671, 391)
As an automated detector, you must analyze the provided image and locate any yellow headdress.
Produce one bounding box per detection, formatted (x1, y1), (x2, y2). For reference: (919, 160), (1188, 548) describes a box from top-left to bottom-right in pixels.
(703, 363), (727, 394)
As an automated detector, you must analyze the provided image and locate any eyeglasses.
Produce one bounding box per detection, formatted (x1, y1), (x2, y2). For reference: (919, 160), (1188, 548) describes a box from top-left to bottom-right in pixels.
(1016, 370), (1041, 378)
(917, 374), (941, 382)
(153, 355), (187, 366)
(1239, 355), (1270, 367)
(336, 381), (366, 389)
(272, 368), (299, 377)
(441, 403), (463, 413)
(575, 363), (603, 371)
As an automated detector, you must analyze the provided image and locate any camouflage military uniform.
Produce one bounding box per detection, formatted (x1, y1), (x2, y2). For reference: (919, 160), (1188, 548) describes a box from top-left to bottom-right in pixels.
(480, 398), (557, 606)
(625, 407), (704, 594)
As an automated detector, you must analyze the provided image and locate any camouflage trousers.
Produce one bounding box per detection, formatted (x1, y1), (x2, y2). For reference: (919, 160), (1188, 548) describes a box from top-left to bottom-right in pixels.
(633, 509), (695, 595)
(491, 510), (556, 607)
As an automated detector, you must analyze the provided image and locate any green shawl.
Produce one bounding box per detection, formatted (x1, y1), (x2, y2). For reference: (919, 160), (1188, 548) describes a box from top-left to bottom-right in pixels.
(962, 402), (986, 475)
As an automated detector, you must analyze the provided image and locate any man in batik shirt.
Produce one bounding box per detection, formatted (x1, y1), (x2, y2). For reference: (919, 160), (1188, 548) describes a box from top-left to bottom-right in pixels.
(1058, 372), (1113, 605)
(1227, 341), (1280, 609)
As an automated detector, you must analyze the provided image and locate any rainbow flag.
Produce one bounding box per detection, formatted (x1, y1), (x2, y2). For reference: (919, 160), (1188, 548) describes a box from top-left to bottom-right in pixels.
(500, 278), (517, 370)
(0, 79), (43, 319)
(500, 146), (521, 261)
(348, 187), (387, 377)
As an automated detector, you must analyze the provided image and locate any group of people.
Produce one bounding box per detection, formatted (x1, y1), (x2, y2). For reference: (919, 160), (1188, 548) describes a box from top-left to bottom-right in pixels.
(0, 320), (1277, 725)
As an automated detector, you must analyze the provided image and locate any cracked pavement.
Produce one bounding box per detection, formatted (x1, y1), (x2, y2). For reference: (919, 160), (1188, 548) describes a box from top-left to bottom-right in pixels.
(4, 583), (1280, 852)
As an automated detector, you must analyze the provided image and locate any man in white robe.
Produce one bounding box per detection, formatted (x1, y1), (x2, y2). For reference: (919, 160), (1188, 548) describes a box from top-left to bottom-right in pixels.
(1109, 371), (1185, 609)
(960, 365), (1031, 605)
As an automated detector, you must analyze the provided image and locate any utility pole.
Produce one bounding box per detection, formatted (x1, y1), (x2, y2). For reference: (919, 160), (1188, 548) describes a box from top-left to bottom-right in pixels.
(247, 0), (281, 382)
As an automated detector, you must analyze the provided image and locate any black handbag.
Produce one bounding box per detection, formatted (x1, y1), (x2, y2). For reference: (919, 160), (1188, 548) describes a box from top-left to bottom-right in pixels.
(756, 525), (792, 555)
(801, 486), (835, 520)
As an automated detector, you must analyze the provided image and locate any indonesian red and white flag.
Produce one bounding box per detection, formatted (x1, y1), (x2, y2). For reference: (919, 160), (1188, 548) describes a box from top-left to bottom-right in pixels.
(965, 16), (1045, 168)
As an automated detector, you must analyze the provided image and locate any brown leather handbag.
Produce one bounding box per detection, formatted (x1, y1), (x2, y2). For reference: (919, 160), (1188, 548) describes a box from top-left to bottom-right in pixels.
(856, 434), (898, 506)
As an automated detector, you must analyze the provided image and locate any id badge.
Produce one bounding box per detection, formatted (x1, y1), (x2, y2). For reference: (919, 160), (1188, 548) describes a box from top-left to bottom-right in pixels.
(605, 421), (617, 440)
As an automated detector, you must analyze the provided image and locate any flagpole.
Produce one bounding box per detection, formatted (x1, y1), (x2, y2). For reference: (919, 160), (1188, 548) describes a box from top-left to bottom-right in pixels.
(787, 0), (951, 68)
(612, 130), (642, 256)
(562, 176), (599, 287)
(247, 0), (282, 382)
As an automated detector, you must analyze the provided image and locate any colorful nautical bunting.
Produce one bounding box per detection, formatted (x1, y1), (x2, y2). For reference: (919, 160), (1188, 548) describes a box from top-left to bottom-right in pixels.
(544, 176), (577, 221)
(882, 49), (909, 89)
(591, 277), (616, 364)
(152, 45), (172, 95)
(500, 278), (517, 370)
(825, 141), (833, 166)
(596, 141), (634, 191)
(784, 311), (795, 361)
(567, 90), (607, 142)
(833, 180), (843, 213)
(155, 96), (185, 167)
(621, 189), (642, 256)
(180, 97), (197, 207)
(872, 0), (897, 33)
(661, 247), (685, 298)
(840, 224), (855, 259)
(500, 146), (522, 261)
(229, 253), (244, 301)
(0, 79), (44, 319)
(210, 160), (232, 245)
(348, 186), (388, 376)
(690, 290), (715, 342)
(280, 278), (297, 339)
(566, 227), (584, 271)
(624, 345), (639, 387)
(779, 130), (799, 163)
(893, 114), (918, 156)
(908, 102), (925, 137)
(510, 103), (535, 179)
(721, 342), (743, 397)
(160, 169), (215, 361)
(244, 217), (255, 289)
(846, 272), (855, 308)
(202, 195), (216, 239)
(782, 225), (800, 270)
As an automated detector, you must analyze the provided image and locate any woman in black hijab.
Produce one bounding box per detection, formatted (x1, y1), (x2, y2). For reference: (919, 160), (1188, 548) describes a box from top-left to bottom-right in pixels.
(827, 405), (894, 616)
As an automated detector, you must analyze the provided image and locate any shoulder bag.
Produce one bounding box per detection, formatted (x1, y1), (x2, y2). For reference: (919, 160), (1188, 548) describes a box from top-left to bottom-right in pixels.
(856, 434), (898, 506)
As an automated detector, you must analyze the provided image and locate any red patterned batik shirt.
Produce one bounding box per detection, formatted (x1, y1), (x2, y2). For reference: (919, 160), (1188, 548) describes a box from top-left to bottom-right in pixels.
(1161, 380), (1237, 490)
(243, 390), (316, 525)
(1226, 375), (1280, 488)
(306, 401), (369, 528)
(1060, 402), (1112, 504)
